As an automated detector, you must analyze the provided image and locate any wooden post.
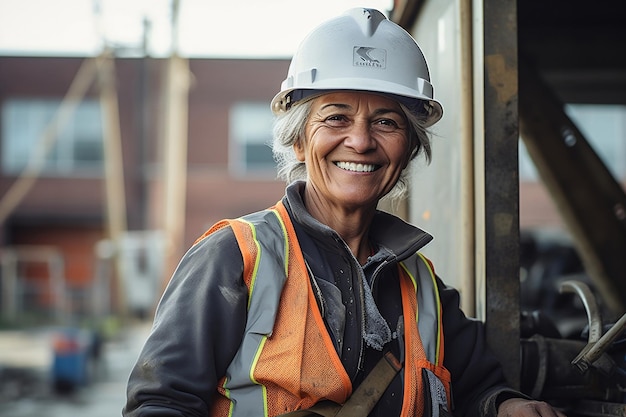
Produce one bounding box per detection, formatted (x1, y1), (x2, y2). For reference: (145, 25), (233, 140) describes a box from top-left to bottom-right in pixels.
(97, 51), (129, 317)
(161, 0), (190, 287)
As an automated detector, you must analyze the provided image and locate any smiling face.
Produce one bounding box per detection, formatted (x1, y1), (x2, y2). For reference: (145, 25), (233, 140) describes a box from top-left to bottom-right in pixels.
(294, 91), (411, 213)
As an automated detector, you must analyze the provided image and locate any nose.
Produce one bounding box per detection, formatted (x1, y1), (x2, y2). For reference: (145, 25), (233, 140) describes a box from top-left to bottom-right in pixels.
(343, 120), (376, 153)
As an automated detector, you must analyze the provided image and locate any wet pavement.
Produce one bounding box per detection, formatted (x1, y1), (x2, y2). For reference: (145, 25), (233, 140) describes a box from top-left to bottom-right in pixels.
(0, 321), (151, 417)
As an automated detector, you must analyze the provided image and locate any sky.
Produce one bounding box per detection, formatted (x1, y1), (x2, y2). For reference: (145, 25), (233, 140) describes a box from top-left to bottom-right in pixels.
(0, 0), (393, 58)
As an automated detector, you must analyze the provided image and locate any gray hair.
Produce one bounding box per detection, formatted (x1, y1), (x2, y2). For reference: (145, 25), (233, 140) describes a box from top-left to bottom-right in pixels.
(271, 99), (432, 202)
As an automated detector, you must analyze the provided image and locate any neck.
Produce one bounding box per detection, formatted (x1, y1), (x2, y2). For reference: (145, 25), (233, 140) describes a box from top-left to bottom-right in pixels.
(302, 186), (376, 264)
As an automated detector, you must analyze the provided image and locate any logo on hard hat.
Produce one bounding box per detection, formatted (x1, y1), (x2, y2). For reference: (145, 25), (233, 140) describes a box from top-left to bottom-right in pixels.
(353, 47), (386, 69)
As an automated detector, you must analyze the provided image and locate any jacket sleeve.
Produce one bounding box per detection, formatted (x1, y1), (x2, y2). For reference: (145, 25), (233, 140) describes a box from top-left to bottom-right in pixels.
(123, 226), (248, 417)
(439, 278), (530, 417)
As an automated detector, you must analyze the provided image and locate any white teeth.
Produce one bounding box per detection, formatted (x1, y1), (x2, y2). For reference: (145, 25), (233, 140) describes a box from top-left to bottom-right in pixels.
(336, 161), (377, 172)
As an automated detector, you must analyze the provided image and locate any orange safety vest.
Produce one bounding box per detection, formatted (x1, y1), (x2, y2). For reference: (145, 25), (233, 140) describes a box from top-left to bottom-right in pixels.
(198, 201), (452, 417)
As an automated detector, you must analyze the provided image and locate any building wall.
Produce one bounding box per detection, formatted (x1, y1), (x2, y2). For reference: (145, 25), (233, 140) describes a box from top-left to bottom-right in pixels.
(182, 59), (288, 244)
(0, 56), (289, 317)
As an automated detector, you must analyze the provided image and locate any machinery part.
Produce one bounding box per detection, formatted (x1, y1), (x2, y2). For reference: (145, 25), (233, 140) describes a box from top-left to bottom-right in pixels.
(572, 313), (626, 374)
(560, 280), (603, 343)
(527, 334), (548, 399)
(270, 8), (443, 127)
(560, 280), (626, 374)
(520, 336), (605, 401)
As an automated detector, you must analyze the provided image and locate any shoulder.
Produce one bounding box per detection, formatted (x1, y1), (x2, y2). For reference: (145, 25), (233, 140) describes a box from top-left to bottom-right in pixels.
(171, 225), (243, 285)
(190, 223), (240, 257)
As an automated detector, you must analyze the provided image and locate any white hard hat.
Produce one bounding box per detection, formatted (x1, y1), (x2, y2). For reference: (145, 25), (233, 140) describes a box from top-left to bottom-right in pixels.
(271, 8), (443, 127)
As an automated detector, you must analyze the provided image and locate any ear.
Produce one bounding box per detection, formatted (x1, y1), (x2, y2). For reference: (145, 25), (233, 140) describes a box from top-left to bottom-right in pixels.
(293, 139), (306, 162)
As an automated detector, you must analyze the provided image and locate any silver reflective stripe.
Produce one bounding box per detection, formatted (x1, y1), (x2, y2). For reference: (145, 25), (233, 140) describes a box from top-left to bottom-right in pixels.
(222, 209), (289, 417)
(400, 253), (441, 365)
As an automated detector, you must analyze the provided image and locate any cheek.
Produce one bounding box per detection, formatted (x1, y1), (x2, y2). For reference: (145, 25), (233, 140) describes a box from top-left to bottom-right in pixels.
(391, 139), (411, 168)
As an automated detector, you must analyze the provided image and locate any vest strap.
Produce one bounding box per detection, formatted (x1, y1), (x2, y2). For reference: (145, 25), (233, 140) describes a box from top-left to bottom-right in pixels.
(277, 351), (403, 417)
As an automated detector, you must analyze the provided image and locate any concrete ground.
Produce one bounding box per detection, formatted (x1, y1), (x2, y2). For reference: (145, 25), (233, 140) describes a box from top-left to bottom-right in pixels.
(0, 321), (151, 417)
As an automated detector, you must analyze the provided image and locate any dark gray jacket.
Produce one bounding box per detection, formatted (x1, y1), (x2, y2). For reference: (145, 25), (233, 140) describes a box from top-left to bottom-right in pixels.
(124, 181), (525, 417)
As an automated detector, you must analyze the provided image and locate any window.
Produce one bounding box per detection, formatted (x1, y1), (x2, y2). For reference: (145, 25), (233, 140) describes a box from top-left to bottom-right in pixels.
(229, 102), (276, 176)
(565, 104), (626, 179)
(1, 98), (104, 176)
(520, 104), (626, 181)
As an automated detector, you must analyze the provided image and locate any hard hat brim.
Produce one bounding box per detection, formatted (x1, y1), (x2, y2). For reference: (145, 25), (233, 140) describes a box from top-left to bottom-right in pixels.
(271, 87), (443, 128)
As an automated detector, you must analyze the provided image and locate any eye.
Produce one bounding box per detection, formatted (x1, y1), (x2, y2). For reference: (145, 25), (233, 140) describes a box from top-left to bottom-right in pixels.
(324, 114), (350, 126)
(373, 118), (401, 132)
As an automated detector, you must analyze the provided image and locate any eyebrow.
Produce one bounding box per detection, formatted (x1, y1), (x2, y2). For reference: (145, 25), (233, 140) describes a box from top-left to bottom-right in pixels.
(320, 103), (351, 111)
(319, 103), (403, 117)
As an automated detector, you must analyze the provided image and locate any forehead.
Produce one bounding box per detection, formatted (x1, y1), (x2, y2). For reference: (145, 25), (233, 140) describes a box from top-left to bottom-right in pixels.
(311, 91), (403, 111)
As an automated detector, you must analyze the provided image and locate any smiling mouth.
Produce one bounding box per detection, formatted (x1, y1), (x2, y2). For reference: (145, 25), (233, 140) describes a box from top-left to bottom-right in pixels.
(335, 161), (380, 173)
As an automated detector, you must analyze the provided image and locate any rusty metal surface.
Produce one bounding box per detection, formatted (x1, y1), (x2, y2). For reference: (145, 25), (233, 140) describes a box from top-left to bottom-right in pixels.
(481, 0), (521, 389)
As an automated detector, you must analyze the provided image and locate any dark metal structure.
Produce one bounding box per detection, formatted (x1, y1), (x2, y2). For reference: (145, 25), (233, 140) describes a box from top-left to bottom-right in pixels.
(517, 2), (626, 414)
(394, 0), (626, 415)
(519, 0), (626, 313)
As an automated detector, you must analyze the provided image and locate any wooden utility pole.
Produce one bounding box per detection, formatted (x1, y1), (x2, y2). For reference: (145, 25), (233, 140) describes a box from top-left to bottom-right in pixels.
(97, 50), (129, 316)
(161, 0), (190, 282)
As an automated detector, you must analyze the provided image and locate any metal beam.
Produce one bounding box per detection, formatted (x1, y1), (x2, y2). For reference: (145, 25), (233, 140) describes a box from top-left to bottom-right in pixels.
(519, 57), (626, 314)
(391, 0), (425, 29)
(481, 0), (521, 389)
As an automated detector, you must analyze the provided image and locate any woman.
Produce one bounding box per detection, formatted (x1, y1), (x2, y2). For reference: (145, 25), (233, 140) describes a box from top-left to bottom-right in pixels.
(124, 8), (565, 417)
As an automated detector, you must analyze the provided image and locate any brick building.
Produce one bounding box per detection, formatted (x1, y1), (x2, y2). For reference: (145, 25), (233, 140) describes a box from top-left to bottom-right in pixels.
(0, 56), (289, 318)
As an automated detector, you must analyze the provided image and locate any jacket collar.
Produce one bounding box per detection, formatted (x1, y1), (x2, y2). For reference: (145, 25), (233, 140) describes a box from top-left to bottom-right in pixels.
(282, 181), (433, 262)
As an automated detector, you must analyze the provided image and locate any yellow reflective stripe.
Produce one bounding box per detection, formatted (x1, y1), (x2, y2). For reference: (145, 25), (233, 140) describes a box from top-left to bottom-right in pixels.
(242, 218), (262, 312)
(213, 210), (293, 416)
(249, 336), (269, 417)
(417, 252), (443, 366)
(399, 253), (443, 365)
(235, 217), (277, 417)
